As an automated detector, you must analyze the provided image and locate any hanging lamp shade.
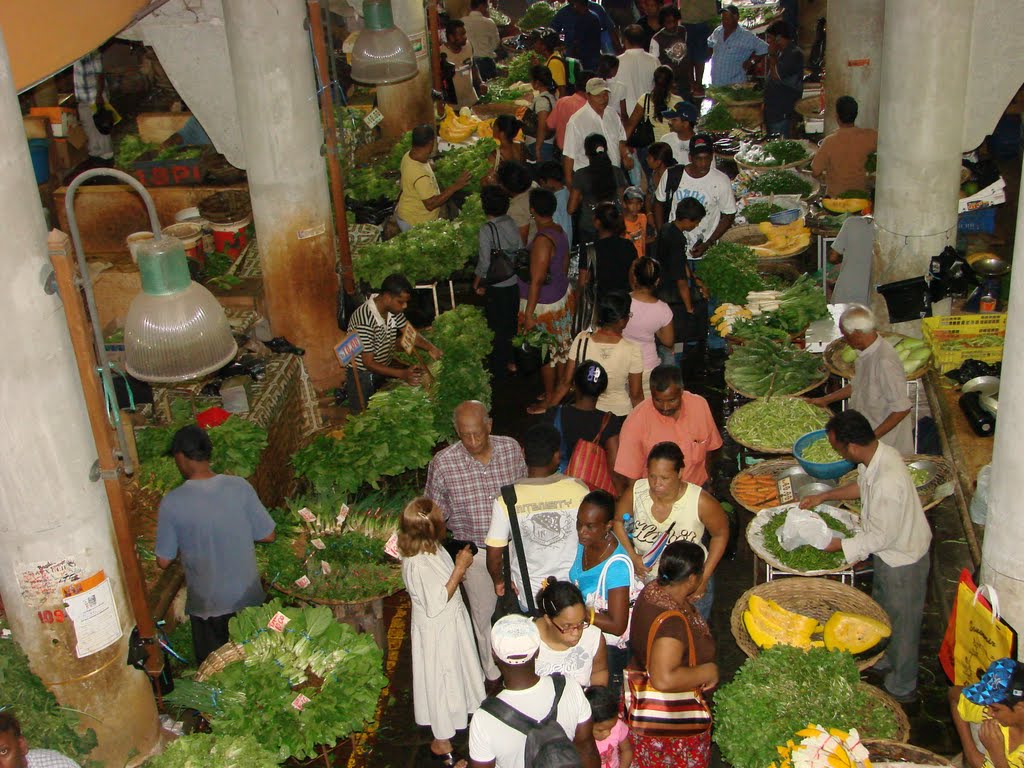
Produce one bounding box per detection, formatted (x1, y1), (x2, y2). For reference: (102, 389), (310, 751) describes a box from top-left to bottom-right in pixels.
(350, 0), (418, 84)
(124, 237), (237, 383)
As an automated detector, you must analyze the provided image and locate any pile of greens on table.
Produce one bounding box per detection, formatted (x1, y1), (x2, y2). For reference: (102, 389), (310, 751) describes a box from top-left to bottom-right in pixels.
(694, 243), (766, 305)
(743, 169), (814, 197)
(725, 338), (825, 396)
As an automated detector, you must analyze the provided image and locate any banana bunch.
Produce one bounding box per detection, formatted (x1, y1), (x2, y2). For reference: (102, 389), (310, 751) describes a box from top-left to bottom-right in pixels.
(712, 303), (753, 336)
(440, 106), (487, 143)
(476, 118), (496, 138)
(771, 724), (872, 768)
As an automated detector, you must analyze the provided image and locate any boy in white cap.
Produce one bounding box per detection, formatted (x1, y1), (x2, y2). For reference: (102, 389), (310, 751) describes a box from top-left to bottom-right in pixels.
(469, 615), (600, 767)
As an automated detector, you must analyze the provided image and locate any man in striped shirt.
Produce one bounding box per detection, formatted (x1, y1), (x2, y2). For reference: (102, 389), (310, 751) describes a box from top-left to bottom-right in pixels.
(344, 273), (441, 412)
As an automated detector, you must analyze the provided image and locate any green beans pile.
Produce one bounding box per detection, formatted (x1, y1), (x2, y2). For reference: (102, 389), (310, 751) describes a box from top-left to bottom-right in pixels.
(801, 437), (843, 464)
(727, 397), (829, 451)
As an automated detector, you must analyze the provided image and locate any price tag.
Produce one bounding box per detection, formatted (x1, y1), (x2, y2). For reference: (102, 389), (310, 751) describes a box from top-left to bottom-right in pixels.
(337, 504), (350, 526)
(291, 693), (312, 711)
(334, 332), (363, 367)
(400, 324), (418, 354)
(320, 561), (332, 575)
(311, 538), (326, 551)
(294, 575), (311, 588)
(363, 108), (384, 128)
(297, 507), (317, 524)
(384, 532), (401, 560)
(777, 477), (795, 505)
(267, 612), (290, 632)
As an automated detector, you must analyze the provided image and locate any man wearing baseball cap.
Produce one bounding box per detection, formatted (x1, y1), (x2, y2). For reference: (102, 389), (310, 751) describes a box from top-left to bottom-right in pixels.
(654, 132), (736, 259)
(562, 78), (632, 186)
(661, 101), (699, 165)
(469, 615), (599, 767)
(950, 658), (1024, 768)
(708, 4), (768, 86)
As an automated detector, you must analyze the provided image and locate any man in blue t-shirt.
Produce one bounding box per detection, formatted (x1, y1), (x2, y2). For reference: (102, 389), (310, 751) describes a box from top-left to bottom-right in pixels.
(155, 425), (276, 663)
(551, 0), (614, 71)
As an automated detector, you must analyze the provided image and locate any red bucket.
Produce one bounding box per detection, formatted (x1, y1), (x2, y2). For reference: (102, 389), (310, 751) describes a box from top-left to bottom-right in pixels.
(211, 214), (252, 260)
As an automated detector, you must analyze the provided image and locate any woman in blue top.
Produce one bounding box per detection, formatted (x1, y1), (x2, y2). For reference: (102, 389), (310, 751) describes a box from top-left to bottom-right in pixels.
(570, 489), (636, 693)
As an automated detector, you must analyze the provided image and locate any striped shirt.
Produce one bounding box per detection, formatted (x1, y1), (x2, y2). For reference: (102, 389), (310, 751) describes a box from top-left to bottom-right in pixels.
(27, 750), (81, 768)
(73, 51), (103, 103)
(347, 295), (408, 371)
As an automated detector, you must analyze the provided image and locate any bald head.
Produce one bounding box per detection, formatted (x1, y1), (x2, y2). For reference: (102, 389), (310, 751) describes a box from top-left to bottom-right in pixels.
(454, 400), (492, 457)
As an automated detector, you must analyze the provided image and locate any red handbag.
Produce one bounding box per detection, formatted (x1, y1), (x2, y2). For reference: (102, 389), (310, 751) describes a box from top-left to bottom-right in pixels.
(566, 412), (615, 494)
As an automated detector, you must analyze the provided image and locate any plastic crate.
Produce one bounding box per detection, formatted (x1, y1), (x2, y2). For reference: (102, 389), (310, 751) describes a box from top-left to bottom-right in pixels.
(921, 313), (1006, 372)
(958, 207), (998, 234)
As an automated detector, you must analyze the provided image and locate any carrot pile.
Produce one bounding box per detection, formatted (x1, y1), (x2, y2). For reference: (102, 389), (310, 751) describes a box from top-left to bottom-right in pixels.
(732, 473), (781, 510)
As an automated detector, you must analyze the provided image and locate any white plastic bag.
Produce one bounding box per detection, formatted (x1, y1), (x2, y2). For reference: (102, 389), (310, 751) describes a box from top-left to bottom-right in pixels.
(777, 508), (841, 551)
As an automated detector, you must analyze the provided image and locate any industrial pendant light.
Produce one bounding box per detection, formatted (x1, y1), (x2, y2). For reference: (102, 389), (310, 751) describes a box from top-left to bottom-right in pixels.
(350, 0), (418, 84)
(124, 236), (237, 383)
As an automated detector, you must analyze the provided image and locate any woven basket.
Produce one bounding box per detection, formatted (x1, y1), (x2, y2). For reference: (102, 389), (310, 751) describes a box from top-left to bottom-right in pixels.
(863, 739), (953, 766)
(736, 170), (821, 201)
(823, 334), (930, 381)
(473, 101), (528, 118)
(195, 641), (246, 683)
(734, 140), (818, 173)
(725, 369), (828, 401)
(729, 457), (799, 513)
(840, 454), (954, 514)
(720, 224), (813, 260)
(862, 685), (911, 743)
(727, 397), (833, 454)
(746, 504), (861, 576)
(729, 578), (891, 671)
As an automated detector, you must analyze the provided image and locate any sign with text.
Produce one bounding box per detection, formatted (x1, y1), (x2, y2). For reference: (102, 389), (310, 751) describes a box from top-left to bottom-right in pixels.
(335, 333), (363, 367)
(400, 325), (418, 354)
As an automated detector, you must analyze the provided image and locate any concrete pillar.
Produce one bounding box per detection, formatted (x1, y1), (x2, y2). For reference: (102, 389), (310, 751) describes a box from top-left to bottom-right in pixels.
(223, 0), (342, 390)
(823, 0), (884, 133)
(0, 28), (159, 767)
(376, 0), (434, 137)
(871, 0), (972, 327)
(982, 150), (1024, 659)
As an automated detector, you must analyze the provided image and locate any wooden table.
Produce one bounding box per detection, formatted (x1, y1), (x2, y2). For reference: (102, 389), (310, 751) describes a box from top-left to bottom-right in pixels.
(922, 369), (988, 565)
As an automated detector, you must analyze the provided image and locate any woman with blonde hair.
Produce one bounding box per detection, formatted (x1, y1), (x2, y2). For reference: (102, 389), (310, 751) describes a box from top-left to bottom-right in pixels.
(399, 497), (484, 767)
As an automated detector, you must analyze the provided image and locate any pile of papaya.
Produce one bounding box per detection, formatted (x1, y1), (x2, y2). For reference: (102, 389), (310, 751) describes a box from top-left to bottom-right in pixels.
(743, 594), (892, 656)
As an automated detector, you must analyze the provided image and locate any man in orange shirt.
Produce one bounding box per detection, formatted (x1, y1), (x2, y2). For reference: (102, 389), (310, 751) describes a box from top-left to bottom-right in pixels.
(614, 364), (722, 487)
(811, 95), (878, 197)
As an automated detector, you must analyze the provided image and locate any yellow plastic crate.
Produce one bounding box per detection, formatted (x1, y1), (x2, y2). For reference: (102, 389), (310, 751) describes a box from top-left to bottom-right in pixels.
(921, 313), (1006, 372)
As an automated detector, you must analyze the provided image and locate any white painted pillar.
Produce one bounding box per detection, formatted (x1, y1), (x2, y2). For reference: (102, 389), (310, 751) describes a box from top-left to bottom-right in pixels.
(981, 150), (1024, 658)
(871, 0), (973, 326)
(0, 28), (159, 766)
(376, 0), (434, 136)
(823, 0), (884, 133)
(223, 0), (342, 390)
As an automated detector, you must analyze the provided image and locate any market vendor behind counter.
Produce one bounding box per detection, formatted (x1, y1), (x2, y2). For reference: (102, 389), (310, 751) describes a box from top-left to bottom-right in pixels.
(396, 125), (472, 229)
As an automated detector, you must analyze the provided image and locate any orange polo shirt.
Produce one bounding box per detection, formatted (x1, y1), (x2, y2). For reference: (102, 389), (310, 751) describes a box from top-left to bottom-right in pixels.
(614, 394), (723, 486)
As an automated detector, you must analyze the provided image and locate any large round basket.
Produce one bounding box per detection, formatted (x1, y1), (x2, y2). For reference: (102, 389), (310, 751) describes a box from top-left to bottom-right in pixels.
(734, 140), (818, 173)
(863, 739), (953, 766)
(729, 457), (799, 513)
(721, 224), (813, 260)
(195, 641), (247, 683)
(726, 397), (833, 454)
(861, 686), (912, 743)
(839, 455), (954, 514)
(736, 170), (821, 201)
(729, 578), (891, 670)
(725, 369), (828, 401)
(823, 334), (930, 381)
(746, 504), (861, 576)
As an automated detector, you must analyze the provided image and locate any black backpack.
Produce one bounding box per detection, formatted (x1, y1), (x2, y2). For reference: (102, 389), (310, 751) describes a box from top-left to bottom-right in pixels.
(522, 91), (556, 139)
(550, 54), (582, 94)
(480, 674), (582, 768)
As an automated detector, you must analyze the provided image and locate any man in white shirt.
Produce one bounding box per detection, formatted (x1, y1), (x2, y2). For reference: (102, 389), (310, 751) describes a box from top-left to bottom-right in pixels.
(809, 305), (914, 455)
(654, 133), (736, 257)
(562, 78), (633, 185)
(800, 409), (931, 705)
(470, 615), (599, 768)
(661, 101), (698, 165)
(463, 0), (501, 62)
(616, 25), (660, 111)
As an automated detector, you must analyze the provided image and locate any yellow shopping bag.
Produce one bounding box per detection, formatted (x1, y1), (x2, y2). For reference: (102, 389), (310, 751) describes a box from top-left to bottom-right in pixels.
(951, 572), (1015, 686)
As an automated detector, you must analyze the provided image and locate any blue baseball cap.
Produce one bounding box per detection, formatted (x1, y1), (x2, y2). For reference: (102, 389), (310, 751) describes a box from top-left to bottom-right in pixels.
(662, 102), (699, 123)
(963, 658), (1024, 706)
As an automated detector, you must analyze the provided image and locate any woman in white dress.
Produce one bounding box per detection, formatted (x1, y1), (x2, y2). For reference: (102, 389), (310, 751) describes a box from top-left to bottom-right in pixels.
(399, 497), (485, 767)
(534, 578), (609, 688)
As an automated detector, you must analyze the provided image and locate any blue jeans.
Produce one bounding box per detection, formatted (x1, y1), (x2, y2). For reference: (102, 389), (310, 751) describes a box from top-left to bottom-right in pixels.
(606, 644), (629, 694)
(692, 573), (715, 621)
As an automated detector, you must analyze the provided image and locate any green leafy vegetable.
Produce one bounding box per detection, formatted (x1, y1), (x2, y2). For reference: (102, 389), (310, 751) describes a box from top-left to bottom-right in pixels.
(742, 202), (786, 223)
(761, 509), (852, 571)
(694, 243), (765, 305)
(744, 170), (814, 197)
(517, 2), (559, 30)
(423, 305), (494, 440)
(698, 103), (740, 132)
(707, 84), (762, 103)
(435, 138), (498, 190)
(478, 82), (533, 104)
(501, 51), (545, 85)
(145, 733), (278, 768)
(346, 166), (399, 203)
(714, 646), (899, 768)
(725, 338), (825, 396)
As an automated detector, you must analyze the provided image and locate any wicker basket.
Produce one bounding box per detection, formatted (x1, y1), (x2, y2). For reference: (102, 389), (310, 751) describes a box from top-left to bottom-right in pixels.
(862, 685), (911, 743)
(195, 641), (246, 683)
(729, 578), (891, 670)
(840, 454), (954, 514)
(747, 504), (861, 576)
(725, 369), (828, 401)
(863, 739), (953, 766)
(734, 140), (818, 173)
(729, 457), (799, 513)
(720, 224), (813, 260)
(823, 334), (930, 381)
(727, 397), (833, 454)
(736, 170), (821, 201)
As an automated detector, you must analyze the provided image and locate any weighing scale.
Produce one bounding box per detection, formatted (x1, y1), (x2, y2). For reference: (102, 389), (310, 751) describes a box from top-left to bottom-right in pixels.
(964, 252), (1011, 312)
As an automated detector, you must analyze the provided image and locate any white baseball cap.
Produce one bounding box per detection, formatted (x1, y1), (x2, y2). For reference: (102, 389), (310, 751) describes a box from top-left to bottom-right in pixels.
(491, 615), (541, 665)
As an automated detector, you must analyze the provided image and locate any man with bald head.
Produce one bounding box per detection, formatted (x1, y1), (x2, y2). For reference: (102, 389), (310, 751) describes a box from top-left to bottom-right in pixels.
(809, 304), (914, 455)
(425, 400), (527, 683)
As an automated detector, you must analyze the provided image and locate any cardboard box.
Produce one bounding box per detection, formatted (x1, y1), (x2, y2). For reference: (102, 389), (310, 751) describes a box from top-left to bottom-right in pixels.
(53, 125), (88, 170)
(23, 116), (50, 140)
(129, 147), (208, 187)
(29, 107), (75, 137)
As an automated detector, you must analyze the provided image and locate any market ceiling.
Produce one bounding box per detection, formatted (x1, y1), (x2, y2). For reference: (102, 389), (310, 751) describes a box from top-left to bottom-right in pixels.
(1, 0), (168, 92)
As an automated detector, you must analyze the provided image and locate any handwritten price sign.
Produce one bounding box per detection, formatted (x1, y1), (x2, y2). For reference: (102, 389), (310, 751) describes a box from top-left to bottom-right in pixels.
(335, 333), (363, 367)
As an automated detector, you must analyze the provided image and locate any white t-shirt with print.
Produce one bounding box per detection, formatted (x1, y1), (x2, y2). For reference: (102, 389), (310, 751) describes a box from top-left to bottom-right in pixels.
(535, 624), (604, 687)
(469, 674), (592, 768)
(655, 165), (736, 248)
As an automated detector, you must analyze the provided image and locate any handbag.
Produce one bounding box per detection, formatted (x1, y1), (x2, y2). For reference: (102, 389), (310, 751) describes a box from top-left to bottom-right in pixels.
(938, 569), (1016, 685)
(590, 552), (643, 649)
(628, 94), (656, 149)
(624, 609), (712, 737)
(566, 410), (615, 494)
(485, 222), (518, 285)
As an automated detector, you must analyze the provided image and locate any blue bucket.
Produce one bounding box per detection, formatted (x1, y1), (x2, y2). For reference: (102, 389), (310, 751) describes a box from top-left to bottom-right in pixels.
(28, 138), (49, 184)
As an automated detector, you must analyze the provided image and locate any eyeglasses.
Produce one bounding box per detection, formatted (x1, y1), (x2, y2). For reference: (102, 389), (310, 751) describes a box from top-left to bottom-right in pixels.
(553, 619), (589, 635)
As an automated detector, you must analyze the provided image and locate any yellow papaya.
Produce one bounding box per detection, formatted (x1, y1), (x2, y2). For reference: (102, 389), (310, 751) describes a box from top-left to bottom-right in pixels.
(823, 612), (892, 655)
(822, 198), (870, 214)
(748, 595), (819, 636)
(744, 609), (815, 650)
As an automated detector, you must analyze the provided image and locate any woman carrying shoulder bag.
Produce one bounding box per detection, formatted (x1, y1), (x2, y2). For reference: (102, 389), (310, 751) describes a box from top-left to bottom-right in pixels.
(474, 185), (523, 379)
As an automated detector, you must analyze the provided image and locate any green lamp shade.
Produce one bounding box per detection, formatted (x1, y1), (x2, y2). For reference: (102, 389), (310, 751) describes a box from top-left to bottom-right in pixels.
(125, 236), (237, 383)
(351, 0), (418, 84)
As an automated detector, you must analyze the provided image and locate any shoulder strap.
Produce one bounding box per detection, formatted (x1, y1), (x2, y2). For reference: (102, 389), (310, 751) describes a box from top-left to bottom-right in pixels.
(576, 335), (590, 366)
(487, 220), (503, 250)
(664, 164), (687, 202)
(479, 674), (566, 732)
(591, 411), (611, 444)
(644, 609), (697, 673)
(501, 484), (536, 614)
(542, 673), (567, 723)
(595, 552), (634, 595)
